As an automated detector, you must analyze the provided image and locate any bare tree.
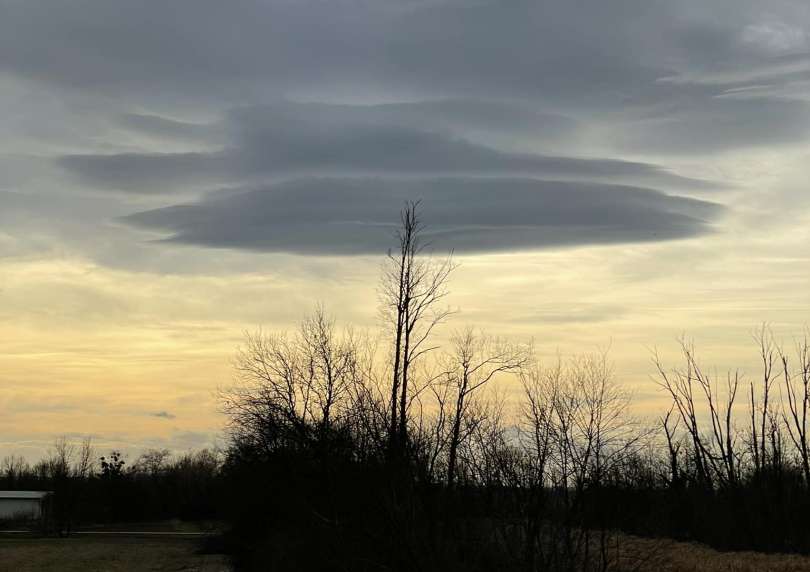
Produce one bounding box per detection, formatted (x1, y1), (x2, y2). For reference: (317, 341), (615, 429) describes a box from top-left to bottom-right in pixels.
(442, 328), (530, 486)
(520, 365), (560, 569)
(519, 352), (640, 571)
(379, 201), (455, 451)
(223, 307), (366, 452)
(550, 352), (641, 492)
(781, 331), (810, 484)
(654, 339), (740, 488)
(342, 332), (391, 459)
(46, 436), (94, 536)
(661, 405), (682, 486)
(225, 329), (308, 450)
(1, 455), (30, 488)
(454, 390), (512, 486)
(749, 325), (779, 473)
(521, 366), (557, 488)
(299, 305), (360, 433)
(133, 448), (172, 476)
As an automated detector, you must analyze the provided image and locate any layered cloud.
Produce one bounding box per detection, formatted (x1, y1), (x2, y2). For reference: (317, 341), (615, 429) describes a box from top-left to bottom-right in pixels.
(56, 99), (723, 255)
(58, 101), (719, 194)
(124, 178), (721, 254)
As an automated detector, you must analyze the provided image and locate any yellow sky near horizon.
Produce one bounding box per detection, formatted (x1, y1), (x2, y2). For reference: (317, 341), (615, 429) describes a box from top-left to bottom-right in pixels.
(2, 216), (808, 462)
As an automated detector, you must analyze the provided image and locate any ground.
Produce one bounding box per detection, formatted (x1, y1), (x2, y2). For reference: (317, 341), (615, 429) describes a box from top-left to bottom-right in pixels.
(0, 536), (231, 572)
(3, 531), (810, 571)
(619, 536), (810, 571)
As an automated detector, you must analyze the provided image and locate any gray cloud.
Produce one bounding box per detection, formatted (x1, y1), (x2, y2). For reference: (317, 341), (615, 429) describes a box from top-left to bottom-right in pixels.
(0, 1), (746, 105)
(58, 101), (720, 193)
(615, 94), (810, 154)
(1, 0), (808, 270)
(117, 100), (577, 147)
(3, 0), (808, 155)
(150, 411), (177, 420)
(123, 177), (722, 255)
(117, 114), (217, 144)
(1, 0), (665, 101)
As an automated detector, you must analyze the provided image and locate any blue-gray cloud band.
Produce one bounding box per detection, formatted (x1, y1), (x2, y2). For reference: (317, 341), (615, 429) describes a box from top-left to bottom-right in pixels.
(57, 102), (721, 194)
(124, 178), (722, 255)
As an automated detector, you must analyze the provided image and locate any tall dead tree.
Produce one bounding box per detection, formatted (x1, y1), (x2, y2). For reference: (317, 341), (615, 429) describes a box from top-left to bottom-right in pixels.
(380, 201), (455, 452)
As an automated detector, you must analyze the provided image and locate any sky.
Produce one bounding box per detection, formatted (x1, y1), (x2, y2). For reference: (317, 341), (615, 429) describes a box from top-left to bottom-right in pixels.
(1, 0), (809, 461)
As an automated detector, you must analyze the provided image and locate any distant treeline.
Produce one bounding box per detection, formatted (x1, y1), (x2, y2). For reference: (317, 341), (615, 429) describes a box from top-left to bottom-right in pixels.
(1, 445), (222, 530)
(4, 203), (810, 571)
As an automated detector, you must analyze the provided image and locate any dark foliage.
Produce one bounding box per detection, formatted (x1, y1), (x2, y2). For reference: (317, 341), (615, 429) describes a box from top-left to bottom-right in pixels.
(0, 447), (224, 530)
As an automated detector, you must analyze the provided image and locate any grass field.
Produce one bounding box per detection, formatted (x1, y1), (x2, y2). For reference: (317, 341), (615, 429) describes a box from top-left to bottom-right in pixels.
(0, 536), (231, 572)
(3, 532), (810, 571)
(614, 535), (810, 571)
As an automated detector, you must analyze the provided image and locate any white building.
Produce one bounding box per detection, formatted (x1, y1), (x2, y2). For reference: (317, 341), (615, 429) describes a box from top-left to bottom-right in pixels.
(0, 491), (51, 520)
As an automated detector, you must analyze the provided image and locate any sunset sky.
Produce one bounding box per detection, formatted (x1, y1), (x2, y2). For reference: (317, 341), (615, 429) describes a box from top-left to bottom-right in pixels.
(1, 0), (809, 460)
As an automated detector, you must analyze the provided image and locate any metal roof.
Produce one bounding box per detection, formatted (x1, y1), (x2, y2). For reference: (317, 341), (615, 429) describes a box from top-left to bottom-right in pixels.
(0, 491), (51, 499)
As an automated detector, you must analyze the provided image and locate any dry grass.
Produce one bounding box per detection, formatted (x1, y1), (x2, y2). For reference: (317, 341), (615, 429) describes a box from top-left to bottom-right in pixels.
(615, 535), (810, 572)
(3, 531), (810, 571)
(0, 536), (231, 572)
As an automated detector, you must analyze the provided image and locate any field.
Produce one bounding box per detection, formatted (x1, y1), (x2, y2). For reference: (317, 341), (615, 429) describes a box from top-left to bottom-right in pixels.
(616, 536), (810, 571)
(0, 536), (231, 572)
(3, 532), (810, 571)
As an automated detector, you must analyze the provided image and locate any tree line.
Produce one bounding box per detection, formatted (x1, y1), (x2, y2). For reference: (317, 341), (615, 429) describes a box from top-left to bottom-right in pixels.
(1, 442), (222, 532)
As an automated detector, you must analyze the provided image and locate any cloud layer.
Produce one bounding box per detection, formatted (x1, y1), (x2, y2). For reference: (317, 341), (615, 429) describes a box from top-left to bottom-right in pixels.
(55, 99), (724, 255)
(125, 177), (721, 254)
(58, 101), (721, 194)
